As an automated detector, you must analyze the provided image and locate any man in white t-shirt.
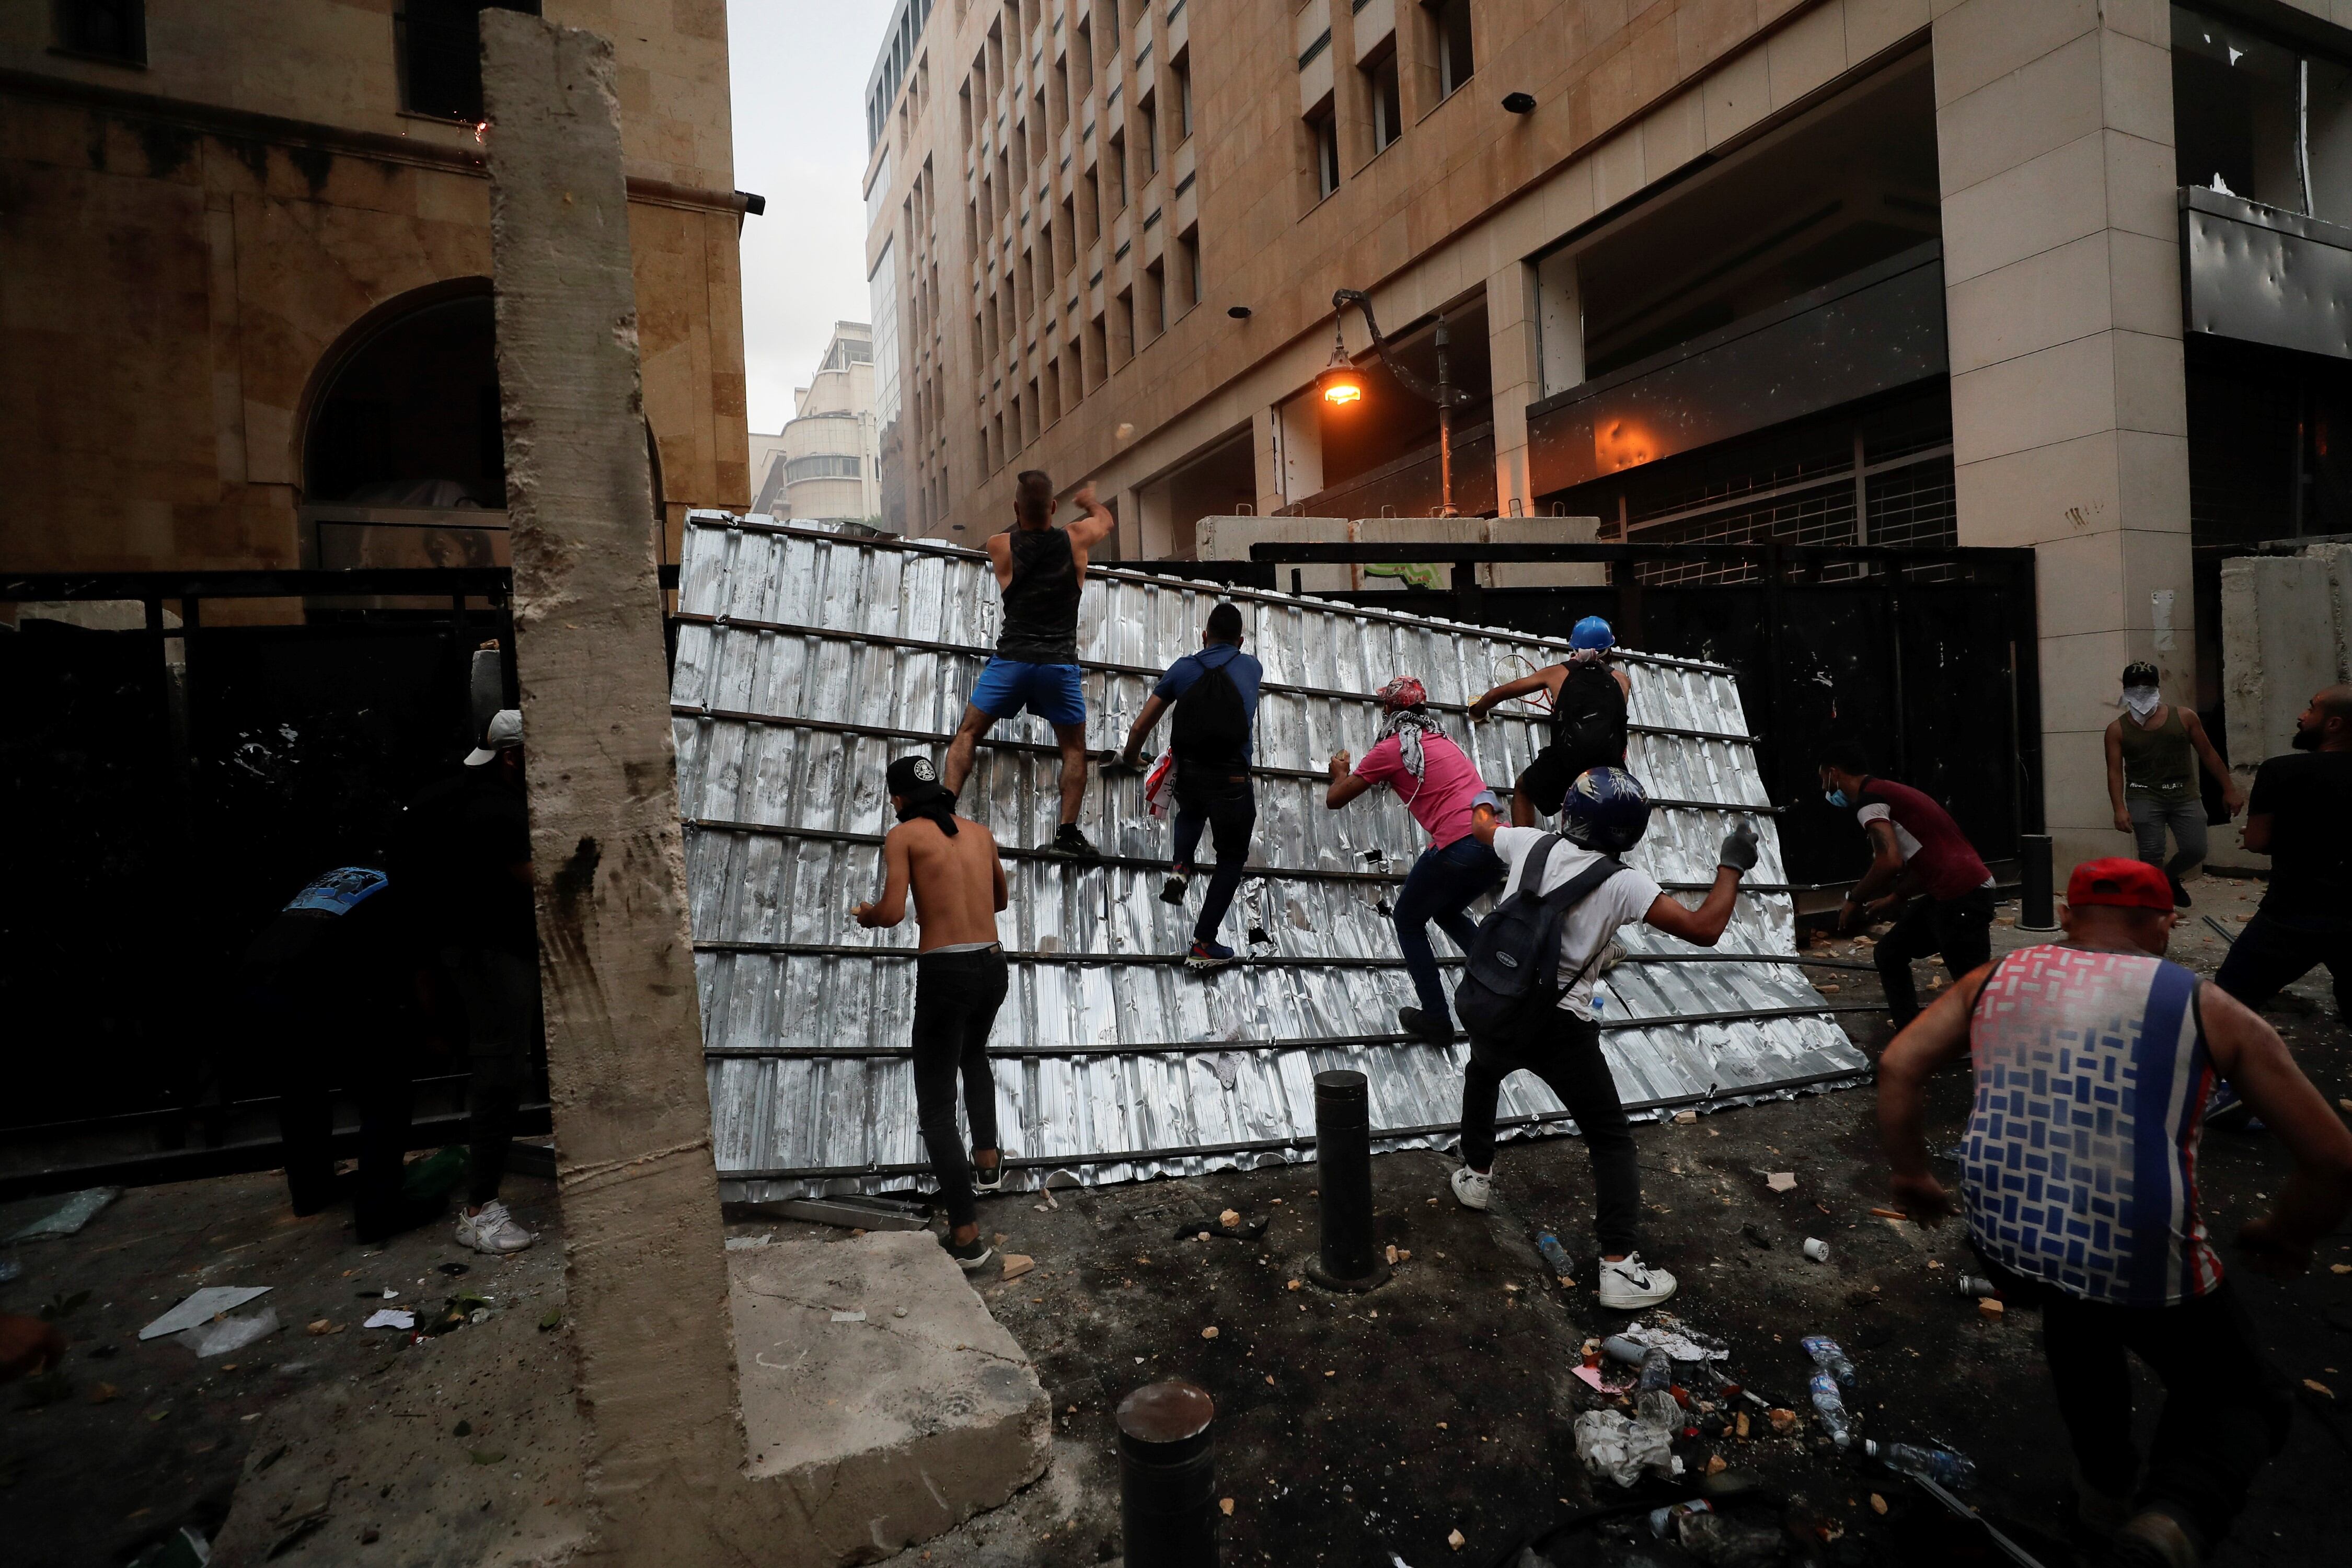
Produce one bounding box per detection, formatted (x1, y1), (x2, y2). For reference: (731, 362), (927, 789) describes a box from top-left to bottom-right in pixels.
(1451, 770), (1760, 1310)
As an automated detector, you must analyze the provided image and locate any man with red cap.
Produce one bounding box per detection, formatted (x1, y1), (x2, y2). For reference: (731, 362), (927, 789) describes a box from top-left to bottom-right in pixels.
(1325, 676), (1501, 1045)
(1876, 856), (2352, 1567)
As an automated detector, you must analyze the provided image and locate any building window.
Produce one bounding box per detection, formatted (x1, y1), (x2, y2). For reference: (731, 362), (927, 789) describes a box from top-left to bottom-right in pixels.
(1140, 93), (1159, 174)
(1367, 47), (1403, 152)
(399, 2), (544, 123)
(1178, 228), (1201, 314)
(1427, 0), (1473, 100)
(1309, 107), (1341, 201)
(2173, 5), (2352, 223)
(1144, 260), (1166, 340)
(1109, 132), (1129, 210)
(1174, 56), (1193, 143)
(53, 0), (145, 64)
(786, 454), (867, 482)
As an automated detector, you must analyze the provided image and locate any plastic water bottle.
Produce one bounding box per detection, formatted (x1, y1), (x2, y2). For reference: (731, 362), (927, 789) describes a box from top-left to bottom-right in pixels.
(1865, 1439), (1976, 1488)
(1808, 1369), (1855, 1448)
(1600, 1334), (1648, 1366)
(1637, 1346), (1675, 1393)
(1802, 1334), (1858, 1393)
(1648, 1499), (1712, 1537)
(1535, 1232), (1574, 1281)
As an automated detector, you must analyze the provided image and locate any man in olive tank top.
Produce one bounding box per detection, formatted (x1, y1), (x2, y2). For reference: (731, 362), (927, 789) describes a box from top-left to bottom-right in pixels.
(943, 470), (1117, 859)
(2103, 661), (2241, 907)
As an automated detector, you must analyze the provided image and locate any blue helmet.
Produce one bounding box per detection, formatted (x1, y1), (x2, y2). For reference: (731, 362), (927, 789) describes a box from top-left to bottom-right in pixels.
(1561, 766), (1651, 852)
(1570, 616), (1616, 651)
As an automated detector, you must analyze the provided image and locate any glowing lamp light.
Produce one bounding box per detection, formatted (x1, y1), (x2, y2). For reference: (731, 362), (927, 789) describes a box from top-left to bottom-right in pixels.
(1320, 365), (1365, 407)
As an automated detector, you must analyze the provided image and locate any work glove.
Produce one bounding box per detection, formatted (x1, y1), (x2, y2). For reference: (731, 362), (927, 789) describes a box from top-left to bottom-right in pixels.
(1717, 822), (1761, 874)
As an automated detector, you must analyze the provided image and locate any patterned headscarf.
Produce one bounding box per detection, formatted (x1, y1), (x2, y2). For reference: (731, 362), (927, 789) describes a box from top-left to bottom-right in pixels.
(1373, 677), (1444, 802)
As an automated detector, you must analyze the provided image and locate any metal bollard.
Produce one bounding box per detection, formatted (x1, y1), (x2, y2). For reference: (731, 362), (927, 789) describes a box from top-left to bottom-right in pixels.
(2017, 833), (2058, 930)
(1117, 1380), (1219, 1568)
(1307, 1069), (1389, 1290)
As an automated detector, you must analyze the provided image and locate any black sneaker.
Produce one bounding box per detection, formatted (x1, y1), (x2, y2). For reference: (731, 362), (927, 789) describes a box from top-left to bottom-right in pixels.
(941, 1233), (995, 1273)
(1047, 823), (1102, 862)
(2169, 873), (2192, 908)
(1160, 869), (1191, 904)
(1399, 1006), (1454, 1046)
(972, 1155), (1004, 1195)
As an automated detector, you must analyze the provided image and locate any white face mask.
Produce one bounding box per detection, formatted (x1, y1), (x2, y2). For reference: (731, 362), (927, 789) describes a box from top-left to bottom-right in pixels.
(2122, 685), (2161, 720)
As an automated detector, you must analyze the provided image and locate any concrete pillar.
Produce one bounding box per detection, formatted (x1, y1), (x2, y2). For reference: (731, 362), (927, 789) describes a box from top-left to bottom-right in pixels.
(1276, 393), (1324, 508)
(1935, 0), (2193, 877)
(1250, 404), (1285, 515)
(2222, 545), (2352, 774)
(1486, 259), (1539, 517)
(480, 14), (744, 1560)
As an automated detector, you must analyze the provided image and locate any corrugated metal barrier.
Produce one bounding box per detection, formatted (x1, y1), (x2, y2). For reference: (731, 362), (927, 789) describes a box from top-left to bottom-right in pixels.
(671, 513), (1868, 1201)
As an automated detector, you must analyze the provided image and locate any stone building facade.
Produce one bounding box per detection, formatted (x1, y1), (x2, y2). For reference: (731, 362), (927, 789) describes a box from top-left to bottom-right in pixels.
(864, 0), (2352, 872)
(1, 0), (750, 593)
(748, 321), (882, 526)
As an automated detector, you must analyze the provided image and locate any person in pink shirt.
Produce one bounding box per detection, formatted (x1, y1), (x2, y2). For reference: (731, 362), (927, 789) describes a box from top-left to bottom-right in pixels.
(1324, 677), (1503, 1045)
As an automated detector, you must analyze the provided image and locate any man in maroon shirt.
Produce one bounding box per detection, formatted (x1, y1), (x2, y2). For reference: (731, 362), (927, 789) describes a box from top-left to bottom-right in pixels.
(1820, 739), (1996, 1029)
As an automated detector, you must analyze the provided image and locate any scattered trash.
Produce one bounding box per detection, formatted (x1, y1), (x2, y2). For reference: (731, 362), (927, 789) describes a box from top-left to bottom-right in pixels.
(2304, 1378), (2336, 1399)
(1220, 1497), (1236, 1516)
(538, 1308), (563, 1332)
(1977, 1298), (2004, 1321)
(1615, 1320), (1732, 1364)
(1651, 1498), (1712, 1536)
(401, 1146), (469, 1203)
(1767, 1408), (1797, 1434)
(1678, 1510), (1784, 1567)
(1000, 1254), (1035, 1282)
(436, 1262), (471, 1276)
(183, 1309), (281, 1359)
(1672, 1111), (1698, 1125)
(724, 1235), (773, 1252)
(140, 1287), (273, 1341)
(1870, 1493), (1888, 1515)
(7, 1187), (121, 1243)
(1765, 1172), (1797, 1193)
(1535, 1233), (1575, 1285)
(1801, 1238), (1831, 1262)
(1574, 1409), (1680, 1486)
(1802, 1336), (1858, 1393)
(1865, 1438), (1976, 1486)
(1572, 1365), (1611, 1394)
(354, 1288), (398, 1300)
(831, 1310), (867, 1324)
(1447, 1527), (1467, 1551)
(1740, 1224), (1772, 1250)
(1219, 1208), (1241, 1228)
(1868, 1207), (1907, 1220)
(1808, 1369), (1854, 1448)
(1201, 1326), (1219, 1340)
(363, 1309), (416, 1331)
(1169, 1213), (1267, 1240)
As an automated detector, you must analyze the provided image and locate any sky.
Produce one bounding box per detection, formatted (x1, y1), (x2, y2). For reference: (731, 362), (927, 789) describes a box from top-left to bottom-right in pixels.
(728, 2), (895, 436)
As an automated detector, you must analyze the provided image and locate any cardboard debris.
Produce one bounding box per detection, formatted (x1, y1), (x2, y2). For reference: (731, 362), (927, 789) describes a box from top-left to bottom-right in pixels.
(1766, 1173), (1797, 1193)
(363, 1308), (417, 1331)
(1000, 1254), (1035, 1282)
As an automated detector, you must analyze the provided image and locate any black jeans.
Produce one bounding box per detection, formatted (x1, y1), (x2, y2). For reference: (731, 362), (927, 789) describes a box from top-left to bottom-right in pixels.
(1983, 1258), (2291, 1547)
(1458, 1005), (1641, 1256)
(440, 946), (542, 1207)
(913, 947), (1010, 1229)
(1396, 836), (1506, 1027)
(1171, 770), (1256, 946)
(1875, 886), (1995, 1027)
(2216, 907), (2352, 1021)
(260, 988), (414, 1231)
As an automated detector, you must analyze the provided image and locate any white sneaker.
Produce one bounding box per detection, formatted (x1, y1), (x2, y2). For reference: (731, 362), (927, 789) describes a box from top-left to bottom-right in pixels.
(455, 1200), (536, 1255)
(1597, 1253), (1676, 1310)
(1450, 1166), (1491, 1211)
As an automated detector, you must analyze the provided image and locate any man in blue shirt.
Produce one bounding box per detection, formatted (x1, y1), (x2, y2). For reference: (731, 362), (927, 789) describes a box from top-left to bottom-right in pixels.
(1116, 602), (1263, 970)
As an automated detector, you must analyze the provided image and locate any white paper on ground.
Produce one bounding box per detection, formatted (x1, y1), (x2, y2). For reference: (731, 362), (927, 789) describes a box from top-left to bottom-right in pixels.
(139, 1286), (273, 1341)
(181, 1309), (280, 1358)
(363, 1308), (417, 1330)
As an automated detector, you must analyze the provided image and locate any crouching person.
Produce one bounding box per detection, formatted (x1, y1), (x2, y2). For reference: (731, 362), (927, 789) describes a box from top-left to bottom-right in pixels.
(1877, 857), (2352, 1565)
(854, 756), (1013, 1273)
(1450, 770), (1760, 1310)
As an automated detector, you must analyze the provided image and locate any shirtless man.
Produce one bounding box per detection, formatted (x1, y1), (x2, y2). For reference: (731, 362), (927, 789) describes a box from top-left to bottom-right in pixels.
(942, 471), (1119, 860)
(853, 755), (1012, 1271)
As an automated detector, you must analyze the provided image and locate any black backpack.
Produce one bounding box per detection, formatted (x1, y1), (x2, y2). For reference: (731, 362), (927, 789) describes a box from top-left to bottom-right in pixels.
(1169, 648), (1250, 769)
(1551, 659), (1628, 771)
(1453, 834), (1626, 1038)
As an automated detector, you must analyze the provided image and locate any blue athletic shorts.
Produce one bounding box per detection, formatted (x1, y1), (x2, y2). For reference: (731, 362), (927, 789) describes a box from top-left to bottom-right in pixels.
(969, 657), (1087, 727)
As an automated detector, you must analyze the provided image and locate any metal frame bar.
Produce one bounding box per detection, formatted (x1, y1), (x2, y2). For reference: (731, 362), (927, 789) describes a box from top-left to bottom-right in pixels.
(670, 613), (1760, 744)
(693, 938), (1866, 968)
(2, 566), (679, 599)
(712, 1065), (1874, 1180)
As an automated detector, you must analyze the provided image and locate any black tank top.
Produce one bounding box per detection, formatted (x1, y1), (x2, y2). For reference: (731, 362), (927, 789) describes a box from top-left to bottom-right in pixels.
(1549, 660), (1628, 769)
(997, 526), (1081, 663)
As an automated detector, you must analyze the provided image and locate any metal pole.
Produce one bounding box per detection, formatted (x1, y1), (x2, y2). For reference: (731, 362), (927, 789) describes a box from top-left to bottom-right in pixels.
(1308, 1069), (1389, 1289)
(2017, 833), (2058, 931)
(1117, 1380), (1219, 1568)
(1435, 316), (1454, 518)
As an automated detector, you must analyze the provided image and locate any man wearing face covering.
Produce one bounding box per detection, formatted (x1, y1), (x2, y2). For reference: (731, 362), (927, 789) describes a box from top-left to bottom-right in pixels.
(853, 755), (1012, 1273)
(2217, 686), (2352, 1027)
(2104, 661), (2242, 907)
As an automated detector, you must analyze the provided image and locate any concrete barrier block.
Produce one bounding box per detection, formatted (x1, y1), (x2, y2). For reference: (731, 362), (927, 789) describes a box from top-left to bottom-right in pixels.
(731, 1231), (1050, 1564)
(2221, 552), (2336, 773)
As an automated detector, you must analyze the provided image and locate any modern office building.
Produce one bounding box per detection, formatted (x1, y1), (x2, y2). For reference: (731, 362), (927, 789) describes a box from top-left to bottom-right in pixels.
(748, 322), (883, 525)
(862, 0), (2352, 869)
(2, 1), (751, 584)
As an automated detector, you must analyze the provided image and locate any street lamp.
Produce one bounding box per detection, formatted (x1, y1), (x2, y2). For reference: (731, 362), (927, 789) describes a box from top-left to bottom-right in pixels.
(1323, 287), (1481, 517)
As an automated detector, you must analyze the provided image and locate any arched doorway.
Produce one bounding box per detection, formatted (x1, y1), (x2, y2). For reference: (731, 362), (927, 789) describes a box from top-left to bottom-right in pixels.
(300, 281), (508, 569)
